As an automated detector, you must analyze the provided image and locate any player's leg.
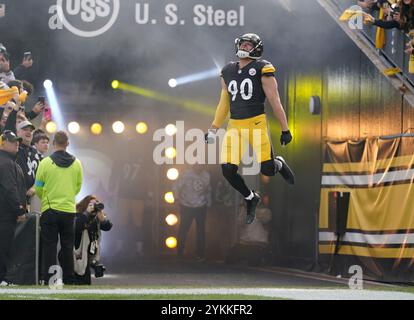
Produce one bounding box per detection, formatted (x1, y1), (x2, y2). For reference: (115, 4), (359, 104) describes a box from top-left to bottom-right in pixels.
(252, 115), (295, 184)
(274, 156), (295, 185)
(220, 120), (255, 198)
(220, 119), (260, 224)
(221, 163), (260, 225)
(221, 163), (251, 197)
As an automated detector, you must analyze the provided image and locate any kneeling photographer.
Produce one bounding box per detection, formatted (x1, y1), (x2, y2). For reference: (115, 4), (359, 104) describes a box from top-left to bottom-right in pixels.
(73, 195), (113, 285)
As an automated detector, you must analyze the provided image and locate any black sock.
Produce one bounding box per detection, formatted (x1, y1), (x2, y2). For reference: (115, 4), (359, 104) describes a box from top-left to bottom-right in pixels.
(221, 164), (251, 198)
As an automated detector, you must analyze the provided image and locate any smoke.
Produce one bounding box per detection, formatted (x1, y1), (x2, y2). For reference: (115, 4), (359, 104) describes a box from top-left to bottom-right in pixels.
(0, 0), (359, 261)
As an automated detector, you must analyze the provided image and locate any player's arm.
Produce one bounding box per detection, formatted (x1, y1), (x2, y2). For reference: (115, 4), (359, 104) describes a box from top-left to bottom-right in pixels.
(205, 78), (229, 143)
(262, 76), (288, 131)
(211, 78), (230, 129)
(262, 76), (292, 146)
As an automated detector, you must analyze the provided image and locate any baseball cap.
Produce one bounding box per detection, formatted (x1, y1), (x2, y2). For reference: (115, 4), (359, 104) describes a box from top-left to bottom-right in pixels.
(1, 130), (22, 143)
(17, 120), (35, 131)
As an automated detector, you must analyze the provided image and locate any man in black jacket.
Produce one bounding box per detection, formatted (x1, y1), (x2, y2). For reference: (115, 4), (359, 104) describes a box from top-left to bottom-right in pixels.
(16, 120), (41, 206)
(0, 130), (27, 286)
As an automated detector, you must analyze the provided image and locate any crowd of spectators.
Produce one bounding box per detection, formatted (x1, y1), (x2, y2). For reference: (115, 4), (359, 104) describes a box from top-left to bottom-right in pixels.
(0, 42), (111, 287)
(0, 43), (50, 211)
(357, 0), (414, 54)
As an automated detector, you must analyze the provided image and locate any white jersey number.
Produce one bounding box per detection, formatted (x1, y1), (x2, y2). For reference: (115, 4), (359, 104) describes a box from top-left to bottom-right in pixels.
(228, 79), (253, 102)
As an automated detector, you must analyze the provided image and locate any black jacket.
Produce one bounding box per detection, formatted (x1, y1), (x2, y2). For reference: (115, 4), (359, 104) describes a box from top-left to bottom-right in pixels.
(74, 211), (113, 249)
(16, 143), (42, 190)
(373, 3), (414, 32)
(0, 150), (27, 222)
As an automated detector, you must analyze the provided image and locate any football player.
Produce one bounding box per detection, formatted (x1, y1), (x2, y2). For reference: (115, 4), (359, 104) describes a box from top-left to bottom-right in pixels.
(205, 33), (295, 224)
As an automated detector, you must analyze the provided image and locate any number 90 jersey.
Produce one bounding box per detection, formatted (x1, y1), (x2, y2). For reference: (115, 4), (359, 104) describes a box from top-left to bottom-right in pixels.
(221, 59), (276, 120)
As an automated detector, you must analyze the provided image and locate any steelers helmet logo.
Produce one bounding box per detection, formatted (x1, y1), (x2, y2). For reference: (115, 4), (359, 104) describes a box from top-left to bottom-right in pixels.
(193, 179), (204, 192)
(249, 68), (256, 76)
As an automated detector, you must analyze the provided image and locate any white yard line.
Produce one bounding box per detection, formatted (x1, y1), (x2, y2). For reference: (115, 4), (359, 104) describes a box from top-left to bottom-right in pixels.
(0, 288), (413, 300)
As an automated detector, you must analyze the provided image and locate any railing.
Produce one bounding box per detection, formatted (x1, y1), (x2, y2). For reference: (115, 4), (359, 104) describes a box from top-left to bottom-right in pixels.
(332, 0), (414, 86)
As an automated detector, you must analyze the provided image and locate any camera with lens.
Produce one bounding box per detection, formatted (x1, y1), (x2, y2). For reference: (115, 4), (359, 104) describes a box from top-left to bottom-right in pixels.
(91, 260), (106, 278)
(93, 202), (104, 213)
(390, 4), (400, 15)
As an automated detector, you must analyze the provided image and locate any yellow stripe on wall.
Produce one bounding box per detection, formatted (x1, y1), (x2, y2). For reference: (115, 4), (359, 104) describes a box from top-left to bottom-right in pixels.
(322, 155), (414, 173)
(319, 184), (414, 231)
(319, 244), (414, 259)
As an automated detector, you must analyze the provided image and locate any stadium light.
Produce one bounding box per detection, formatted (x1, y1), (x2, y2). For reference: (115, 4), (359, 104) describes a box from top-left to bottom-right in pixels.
(164, 192), (175, 204)
(165, 214), (178, 226)
(43, 79), (65, 132)
(165, 237), (177, 249)
(112, 121), (125, 134)
(112, 80), (120, 89)
(110, 81), (214, 117)
(165, 124), (177, 136)
(171, 68), (220, 87)
(167, 168), (179, 181)
(46, 121), (57, 134)
(68, 121), (80, 134)
(43, 79), (53, 89)
(168, 79), (177, 88)
(165, 147), (176, 159)
(91, 123), (103, 135)
(136, 122), (148, 134)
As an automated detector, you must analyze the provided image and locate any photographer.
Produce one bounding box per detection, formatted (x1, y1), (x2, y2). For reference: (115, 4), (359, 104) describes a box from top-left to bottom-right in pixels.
(73, 195), (112, 285)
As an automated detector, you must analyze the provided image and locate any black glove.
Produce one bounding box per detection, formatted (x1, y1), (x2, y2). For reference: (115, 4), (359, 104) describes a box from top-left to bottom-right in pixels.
(280, 130), (292, 146)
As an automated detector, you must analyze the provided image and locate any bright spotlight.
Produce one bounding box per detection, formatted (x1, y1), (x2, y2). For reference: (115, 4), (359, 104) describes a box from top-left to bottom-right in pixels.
(112, 121), (125, 134)
(68, 121), (80, 134)
(112, 80), (120, 89)
(136, 122), (148, 134)
(165, 147), (176, 159)
(46, 121), (57, 133)
(91, 123), (103, 135)
(165, 236), (177, 249)
(167, 168), (179, 181)
(168, 79), (177, 88)
(164, 192), (175, 204)
(165, 214), (178, 226)
(165, 124), (177, 136)
(43, 79), (53, 89)
(172, 68), (220, 87)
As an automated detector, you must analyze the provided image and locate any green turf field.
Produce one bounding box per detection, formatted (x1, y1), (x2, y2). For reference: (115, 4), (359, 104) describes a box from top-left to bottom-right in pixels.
(0, 285), (413, 300)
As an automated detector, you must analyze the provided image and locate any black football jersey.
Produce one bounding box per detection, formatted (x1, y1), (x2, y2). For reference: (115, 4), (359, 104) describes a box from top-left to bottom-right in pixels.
(221, 59), (276, 120)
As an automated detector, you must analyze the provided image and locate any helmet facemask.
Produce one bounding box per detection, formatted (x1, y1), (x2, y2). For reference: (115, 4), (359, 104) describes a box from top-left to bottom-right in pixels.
(234, 34), (263, 60)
